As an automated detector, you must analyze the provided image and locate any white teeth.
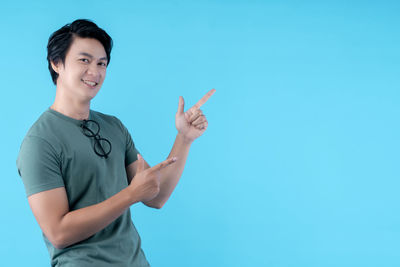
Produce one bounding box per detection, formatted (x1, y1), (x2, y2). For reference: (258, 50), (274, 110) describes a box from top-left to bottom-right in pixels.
(83, 80), (97, 86)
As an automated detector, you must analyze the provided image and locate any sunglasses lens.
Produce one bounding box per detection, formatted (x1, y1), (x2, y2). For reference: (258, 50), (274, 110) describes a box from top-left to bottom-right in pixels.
(81, 120), (112, 158)
(94, 138), (111, 156)
(82, 121), (99, 137)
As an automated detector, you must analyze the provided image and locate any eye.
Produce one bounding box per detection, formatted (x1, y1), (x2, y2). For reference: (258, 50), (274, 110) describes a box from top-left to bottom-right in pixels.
(99, 62), (107, 67)
(80, 58), (89, 63)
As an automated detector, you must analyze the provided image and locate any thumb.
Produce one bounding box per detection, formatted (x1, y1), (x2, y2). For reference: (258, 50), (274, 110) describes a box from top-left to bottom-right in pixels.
(136, 154), (145, 173)
(177, 96), (184, 115)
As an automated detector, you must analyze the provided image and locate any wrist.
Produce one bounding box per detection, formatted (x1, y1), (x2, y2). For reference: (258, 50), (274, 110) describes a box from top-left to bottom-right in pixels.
(177, 132), (194, 145)
(126, 185), (141, 205)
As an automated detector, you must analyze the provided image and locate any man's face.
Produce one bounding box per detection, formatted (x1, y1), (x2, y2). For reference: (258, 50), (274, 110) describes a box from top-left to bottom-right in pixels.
(52, 36), (108, 102)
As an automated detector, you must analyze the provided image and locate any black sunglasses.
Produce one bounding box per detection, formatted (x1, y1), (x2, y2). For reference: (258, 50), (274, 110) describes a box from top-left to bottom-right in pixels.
(80, 119), (112, 158)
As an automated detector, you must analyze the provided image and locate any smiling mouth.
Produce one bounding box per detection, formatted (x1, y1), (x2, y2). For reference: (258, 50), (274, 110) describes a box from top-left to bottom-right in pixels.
(82, 79), (98, 87)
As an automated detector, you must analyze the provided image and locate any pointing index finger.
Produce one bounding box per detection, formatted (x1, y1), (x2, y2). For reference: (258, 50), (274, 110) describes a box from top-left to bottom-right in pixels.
(150, 157), (178, 172)
(192, 89), (216, 110)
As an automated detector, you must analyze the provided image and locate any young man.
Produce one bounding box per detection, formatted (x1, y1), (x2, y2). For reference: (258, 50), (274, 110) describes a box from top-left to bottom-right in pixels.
(16, 19), (215, 266)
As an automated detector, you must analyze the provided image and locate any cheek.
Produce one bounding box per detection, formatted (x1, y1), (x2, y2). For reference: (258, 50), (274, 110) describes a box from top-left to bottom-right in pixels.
(66, 68), (83, 81)
(99, 70), (107, 82)
(61, 72), (76, 85)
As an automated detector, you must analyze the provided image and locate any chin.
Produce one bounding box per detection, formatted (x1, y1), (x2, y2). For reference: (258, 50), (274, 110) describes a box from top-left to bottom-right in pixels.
(87, 92), (99, 101)
(77, 91), (98, 102)
(79, 87), (101, 99)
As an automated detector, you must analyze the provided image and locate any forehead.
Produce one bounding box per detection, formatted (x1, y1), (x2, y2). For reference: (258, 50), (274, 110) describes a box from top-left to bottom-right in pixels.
(67, 36), (107, 59)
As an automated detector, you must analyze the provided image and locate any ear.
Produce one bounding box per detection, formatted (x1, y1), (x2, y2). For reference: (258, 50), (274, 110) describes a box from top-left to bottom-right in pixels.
(50, 60), (60, 74)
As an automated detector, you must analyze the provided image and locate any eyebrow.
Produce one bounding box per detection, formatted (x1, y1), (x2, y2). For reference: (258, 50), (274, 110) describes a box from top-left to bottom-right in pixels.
(78, 52), (108, 61)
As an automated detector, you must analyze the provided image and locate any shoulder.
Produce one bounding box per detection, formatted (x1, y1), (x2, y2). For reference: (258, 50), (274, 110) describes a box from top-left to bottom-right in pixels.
(18, 110), (60, 155)
(91, 110), (120, 123)
(24, 110), (53, 135)
(91, 110), (126, 130)
(18, 109), (73, 158)
(21, 110), (60, 146)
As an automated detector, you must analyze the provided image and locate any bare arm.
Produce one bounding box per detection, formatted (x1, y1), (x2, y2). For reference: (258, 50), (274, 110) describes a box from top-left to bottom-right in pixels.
(29, 158), (176, 249)
(126, 133), (192, 209)
(125, 89), (215, 209)
(29, 186), (136, 249)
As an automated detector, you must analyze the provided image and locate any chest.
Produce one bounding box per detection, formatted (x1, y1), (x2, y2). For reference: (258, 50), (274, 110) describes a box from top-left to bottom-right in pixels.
(56, 126), (128, 209)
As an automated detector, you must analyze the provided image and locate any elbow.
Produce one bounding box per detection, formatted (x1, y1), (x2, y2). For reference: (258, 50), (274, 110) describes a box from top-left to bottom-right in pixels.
(41, 214), (71, 250)
(152, 203), (164, 209)
(47, 230), (68, 250)
(143, 200), (165, 209)
(48, 234), (66, 250)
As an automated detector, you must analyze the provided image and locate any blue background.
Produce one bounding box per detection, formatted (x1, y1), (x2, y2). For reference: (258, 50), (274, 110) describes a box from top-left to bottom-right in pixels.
(1, 0), (399, 266)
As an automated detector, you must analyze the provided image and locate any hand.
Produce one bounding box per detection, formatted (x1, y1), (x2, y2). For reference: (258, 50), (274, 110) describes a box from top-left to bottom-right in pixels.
(129, 154), (177, 203)
(175, 89), (216, 142)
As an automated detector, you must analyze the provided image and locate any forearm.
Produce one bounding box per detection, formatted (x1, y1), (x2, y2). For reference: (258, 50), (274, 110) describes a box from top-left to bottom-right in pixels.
(57, 186), (137, 249)
(144, 133), (192, 208)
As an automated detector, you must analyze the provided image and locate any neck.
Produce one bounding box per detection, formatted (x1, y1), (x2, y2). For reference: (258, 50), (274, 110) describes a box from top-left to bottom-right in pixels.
(50, 87), (91, 120)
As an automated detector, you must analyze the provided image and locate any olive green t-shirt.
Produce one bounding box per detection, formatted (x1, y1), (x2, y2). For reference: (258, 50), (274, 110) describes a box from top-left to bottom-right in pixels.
(16, 108), (150, 267)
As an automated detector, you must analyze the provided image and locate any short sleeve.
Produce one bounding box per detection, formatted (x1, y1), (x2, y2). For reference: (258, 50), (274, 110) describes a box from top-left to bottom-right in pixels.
(16, 136), (65, 197)
(113, 117), (140, 166)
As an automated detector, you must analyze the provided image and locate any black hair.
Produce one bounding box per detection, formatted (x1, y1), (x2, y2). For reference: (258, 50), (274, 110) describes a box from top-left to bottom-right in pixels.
(46, 19), (113, 85)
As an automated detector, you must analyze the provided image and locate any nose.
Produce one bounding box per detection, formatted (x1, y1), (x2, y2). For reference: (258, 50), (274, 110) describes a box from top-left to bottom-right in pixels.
(86, 62), (100, 77)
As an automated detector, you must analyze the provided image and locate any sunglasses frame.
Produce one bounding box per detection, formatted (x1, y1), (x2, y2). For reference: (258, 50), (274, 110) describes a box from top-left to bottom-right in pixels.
(80, 119), (112, 158)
